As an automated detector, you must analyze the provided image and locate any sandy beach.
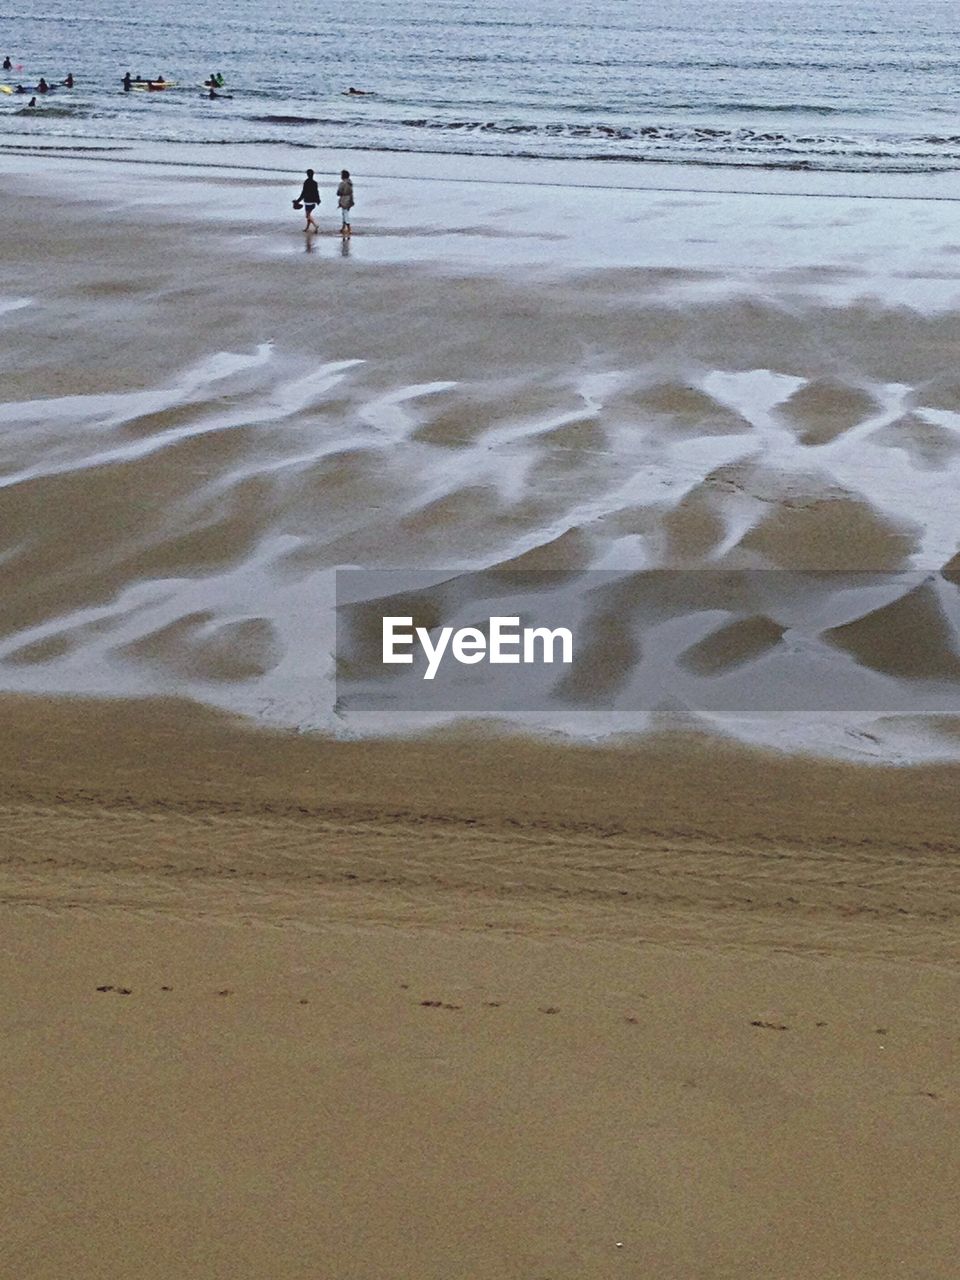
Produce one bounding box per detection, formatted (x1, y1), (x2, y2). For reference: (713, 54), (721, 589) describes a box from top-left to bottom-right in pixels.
(2, 142), (960, 753)
(1, 694), (959, 1279)
(0, 143), (958, 1276)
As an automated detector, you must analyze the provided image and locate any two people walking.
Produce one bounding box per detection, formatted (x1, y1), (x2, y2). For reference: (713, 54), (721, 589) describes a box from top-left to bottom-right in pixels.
(294, 169), (354, 237)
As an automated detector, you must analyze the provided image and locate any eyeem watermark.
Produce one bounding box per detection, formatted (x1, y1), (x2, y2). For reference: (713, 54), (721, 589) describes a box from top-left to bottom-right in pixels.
(383, 615), (573, 680)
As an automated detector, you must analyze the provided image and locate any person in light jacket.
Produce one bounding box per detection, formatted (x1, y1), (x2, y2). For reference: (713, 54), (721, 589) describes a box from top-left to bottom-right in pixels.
(336, 170), (354, 237)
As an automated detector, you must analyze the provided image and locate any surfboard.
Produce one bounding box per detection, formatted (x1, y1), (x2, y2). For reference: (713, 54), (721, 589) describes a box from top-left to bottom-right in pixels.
(131, 81), (177, 92)
(0, 86), (12, 95)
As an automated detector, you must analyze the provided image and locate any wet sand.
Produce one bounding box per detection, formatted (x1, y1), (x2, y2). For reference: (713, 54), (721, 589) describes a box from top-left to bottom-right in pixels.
(1, 146), (960, 755)
(0, 148), (958, 1276)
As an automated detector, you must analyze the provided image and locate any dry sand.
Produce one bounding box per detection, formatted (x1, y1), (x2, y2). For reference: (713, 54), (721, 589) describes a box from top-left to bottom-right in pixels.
(1, 694), (959, 1279)
(0, 149), (959, 1277)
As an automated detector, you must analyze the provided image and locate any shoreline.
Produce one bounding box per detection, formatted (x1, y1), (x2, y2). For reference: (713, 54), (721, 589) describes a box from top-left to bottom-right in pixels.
(1, 143), (960, 760)
(12, 132), (960, 198)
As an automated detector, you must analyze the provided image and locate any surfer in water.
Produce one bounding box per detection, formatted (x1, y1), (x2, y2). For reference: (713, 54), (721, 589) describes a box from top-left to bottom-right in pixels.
(344, 86), (372, 96)
(27, 96), (36, 107)
(122, 71), (132, 90)
(337, 169), (354, 236)
(2, 56), (12, 71)
(294, 168), (321, 234)
(37, 77), (49, 93)
(63, 73), (73, 88)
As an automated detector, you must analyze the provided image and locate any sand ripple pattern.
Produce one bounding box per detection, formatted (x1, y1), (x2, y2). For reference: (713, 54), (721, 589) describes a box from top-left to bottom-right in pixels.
(1, 261), (959, 759)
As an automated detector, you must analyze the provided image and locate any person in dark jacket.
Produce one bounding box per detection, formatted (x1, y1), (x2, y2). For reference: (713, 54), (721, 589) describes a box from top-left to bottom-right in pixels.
(295, 168), (320, 233)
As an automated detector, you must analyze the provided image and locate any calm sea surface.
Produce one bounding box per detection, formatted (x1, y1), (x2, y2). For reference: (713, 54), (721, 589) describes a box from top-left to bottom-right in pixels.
(3, 0), (960, 171)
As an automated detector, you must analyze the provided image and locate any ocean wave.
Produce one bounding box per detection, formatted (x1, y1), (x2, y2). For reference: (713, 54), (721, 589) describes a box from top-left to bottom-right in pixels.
(246, 114), (325, 126)
(10, 82), (960, 177)
(13, 107), (83, 118)
(10, 122), (960, 176)
(681, 102), (851, 115)
(376, 115), (960, 158)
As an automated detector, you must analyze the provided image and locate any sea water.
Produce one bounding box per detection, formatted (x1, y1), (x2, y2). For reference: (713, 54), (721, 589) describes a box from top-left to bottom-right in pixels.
(3, 0), (960, 173)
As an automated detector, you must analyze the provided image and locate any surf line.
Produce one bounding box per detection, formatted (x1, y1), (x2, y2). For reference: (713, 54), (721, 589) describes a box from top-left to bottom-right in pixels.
(5, 146), (960, 202)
